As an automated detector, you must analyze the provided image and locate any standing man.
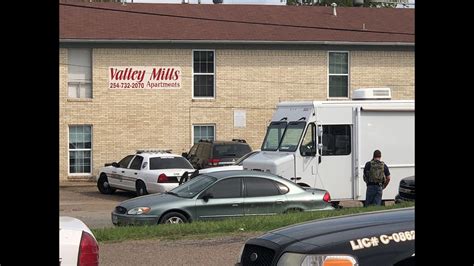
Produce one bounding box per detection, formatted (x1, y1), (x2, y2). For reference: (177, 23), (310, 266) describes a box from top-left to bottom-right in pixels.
(363, 150), (391, 206)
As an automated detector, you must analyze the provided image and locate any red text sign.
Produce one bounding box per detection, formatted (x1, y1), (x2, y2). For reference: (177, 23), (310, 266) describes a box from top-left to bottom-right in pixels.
(109, 66), (181, 89)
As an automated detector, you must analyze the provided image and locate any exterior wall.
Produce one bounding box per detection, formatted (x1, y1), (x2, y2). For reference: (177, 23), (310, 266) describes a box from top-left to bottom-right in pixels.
(350, 50), (414, 99)
(59, 47), (414, 180)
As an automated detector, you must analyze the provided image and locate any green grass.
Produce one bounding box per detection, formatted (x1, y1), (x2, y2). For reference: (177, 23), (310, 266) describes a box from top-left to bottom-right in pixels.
(92, 202), (414, 243)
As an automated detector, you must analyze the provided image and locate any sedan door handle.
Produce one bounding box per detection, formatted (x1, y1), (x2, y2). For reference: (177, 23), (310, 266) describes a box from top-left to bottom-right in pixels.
(276, 200), (285, 205)
(121, 171), (125, 173)
(134, 173), (137, 175)
(231, 204), (239, 207)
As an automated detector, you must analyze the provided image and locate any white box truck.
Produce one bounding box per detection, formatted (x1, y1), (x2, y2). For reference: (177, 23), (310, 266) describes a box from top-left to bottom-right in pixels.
(243, 88), (414, 203)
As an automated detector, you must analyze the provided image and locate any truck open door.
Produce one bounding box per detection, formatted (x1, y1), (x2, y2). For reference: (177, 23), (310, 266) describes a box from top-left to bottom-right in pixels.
(314, 106), (354, 200)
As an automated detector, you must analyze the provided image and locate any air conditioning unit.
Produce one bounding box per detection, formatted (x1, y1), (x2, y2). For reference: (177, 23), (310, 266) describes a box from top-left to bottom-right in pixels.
(352, 88), (391, 100)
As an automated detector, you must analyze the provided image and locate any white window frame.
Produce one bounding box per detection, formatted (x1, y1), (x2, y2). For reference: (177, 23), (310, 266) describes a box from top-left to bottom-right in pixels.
(191, 124), (216, 145)
(68, 125), (93, 176)
(327, 51), (350, 99)
(192, 49), (216, 99)
(68, 48), (93, 99)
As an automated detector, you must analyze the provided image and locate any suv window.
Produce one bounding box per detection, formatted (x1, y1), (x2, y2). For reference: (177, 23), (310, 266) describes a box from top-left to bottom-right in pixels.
(200, 143), (211, 159)
(244, 177), (281, 197)
(129, 155), (144, 170)
(189, 144), (199, 156)
(212, 144), (251, 158)
(150, 157), (193, 170)
(118, 155), (134, 168)
(196, 143), (206, 157)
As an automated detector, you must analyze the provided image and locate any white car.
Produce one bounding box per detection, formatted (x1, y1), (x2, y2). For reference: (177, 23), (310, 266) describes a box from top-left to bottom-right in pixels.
(60, 216), (99, 266)
(97, 149), (194, 196)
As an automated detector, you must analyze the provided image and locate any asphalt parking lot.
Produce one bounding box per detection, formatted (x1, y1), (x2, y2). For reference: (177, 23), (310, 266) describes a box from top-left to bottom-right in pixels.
(60, 181), (134, 228)
(60, 182), (260, 265)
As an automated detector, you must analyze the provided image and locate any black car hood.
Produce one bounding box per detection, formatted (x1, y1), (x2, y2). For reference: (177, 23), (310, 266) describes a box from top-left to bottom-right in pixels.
(400, 175), (415, 186)
(257, 208), (414, 251)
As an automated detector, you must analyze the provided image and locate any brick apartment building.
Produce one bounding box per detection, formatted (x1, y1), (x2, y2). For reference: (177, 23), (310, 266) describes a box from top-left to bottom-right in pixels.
(59, 1), (414, 180)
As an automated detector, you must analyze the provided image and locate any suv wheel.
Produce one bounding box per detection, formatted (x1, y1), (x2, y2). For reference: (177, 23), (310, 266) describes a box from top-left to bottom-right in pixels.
(97, 174), (116, 194)
(136, 180), (148, 196)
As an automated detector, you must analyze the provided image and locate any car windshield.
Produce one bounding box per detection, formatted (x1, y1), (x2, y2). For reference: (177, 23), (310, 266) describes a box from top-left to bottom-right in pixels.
(278, 121), (306, 152)
(261, 121), (287, 151)
(169, 175), (217, 198)
(149, 157), (193, 170)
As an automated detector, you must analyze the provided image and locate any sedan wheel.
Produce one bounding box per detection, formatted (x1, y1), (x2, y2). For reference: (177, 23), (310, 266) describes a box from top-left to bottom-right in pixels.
(159, 212), (188, 224)
(166, 217), (184, 224)
(136, 181), (148, 196)
(97, 174), (116, 194)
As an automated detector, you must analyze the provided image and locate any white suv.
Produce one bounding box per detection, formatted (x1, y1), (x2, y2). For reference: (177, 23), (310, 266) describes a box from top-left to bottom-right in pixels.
(97, 149), (194, 196)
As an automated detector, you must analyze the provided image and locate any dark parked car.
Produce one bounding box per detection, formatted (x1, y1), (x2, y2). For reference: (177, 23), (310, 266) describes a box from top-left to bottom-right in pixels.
(395, 175), (415, 203)
(236, 207), (415, 266)
(182, 139), (252, 169)
(111, 170), (334, 226)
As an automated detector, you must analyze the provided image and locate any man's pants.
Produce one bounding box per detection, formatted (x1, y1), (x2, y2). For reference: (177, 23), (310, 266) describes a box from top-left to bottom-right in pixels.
(365, 184), (383, 206)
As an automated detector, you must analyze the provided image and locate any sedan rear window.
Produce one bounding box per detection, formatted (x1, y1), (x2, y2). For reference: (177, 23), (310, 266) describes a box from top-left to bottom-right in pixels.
(149, 157), (193, 170)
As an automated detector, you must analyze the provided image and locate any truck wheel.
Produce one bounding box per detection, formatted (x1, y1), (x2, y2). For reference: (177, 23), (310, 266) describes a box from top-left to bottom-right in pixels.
(97, 174), (116, 194)
(159, 212), (188, 224)
(136, 180), (148, 196)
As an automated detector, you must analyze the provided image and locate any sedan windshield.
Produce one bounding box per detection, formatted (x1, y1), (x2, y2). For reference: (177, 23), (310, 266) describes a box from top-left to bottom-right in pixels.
(170, 175), (217, 198)
(278, 122), (306, 152)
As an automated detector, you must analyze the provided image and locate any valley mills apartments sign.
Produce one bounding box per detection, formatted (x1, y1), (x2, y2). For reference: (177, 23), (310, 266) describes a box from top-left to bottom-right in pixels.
(109, 67), (182, 89)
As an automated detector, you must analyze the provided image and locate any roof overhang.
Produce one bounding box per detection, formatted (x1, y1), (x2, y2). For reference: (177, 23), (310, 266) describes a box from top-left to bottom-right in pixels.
(60, 39), (414, 46)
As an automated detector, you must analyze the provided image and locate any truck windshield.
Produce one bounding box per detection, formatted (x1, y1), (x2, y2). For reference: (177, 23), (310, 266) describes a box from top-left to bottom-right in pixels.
(278, 121), (306, 152)
(261, 121), (287, 151)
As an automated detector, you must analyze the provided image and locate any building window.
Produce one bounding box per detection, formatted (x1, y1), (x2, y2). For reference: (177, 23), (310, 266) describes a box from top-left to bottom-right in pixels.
(69, 125), (92, 174)
(328, 51), (349, 98)
(193, 50), (215, 98)
(68, 48), (92, 99)
(193, 125), (215, 144)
